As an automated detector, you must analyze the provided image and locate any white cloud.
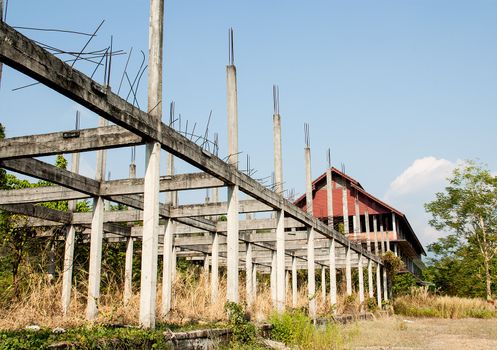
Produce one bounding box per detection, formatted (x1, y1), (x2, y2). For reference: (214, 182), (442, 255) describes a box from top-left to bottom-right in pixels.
(383, 156), (457, 247)
(385, 156), (456, 200)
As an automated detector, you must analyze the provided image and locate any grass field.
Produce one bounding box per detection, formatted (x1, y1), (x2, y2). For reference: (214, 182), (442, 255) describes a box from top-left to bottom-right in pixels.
(346, 315), (497, 350)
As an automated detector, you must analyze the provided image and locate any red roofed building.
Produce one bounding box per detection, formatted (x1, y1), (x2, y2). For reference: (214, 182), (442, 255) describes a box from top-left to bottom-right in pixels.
(295, 167), (425, 277)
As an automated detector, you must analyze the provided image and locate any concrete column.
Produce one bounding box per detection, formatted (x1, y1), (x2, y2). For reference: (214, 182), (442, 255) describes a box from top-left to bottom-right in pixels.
(124, 160), (136, 304)
(365, 210), (371, 252)
(307, 227), (316, 319)
(86, 196), (104, 320)
(386, 215), (391, 251)
(328, 239), (337, 310)
(392, 212), (397, 239)
(345, 244), (352, 296)
(379, 216), (386, 254)
(211, 232), (219, 304)
(326, 167), (333, 229)
(139, 0), (163, 329)
(123, 238), (134, 304)
(352, 216), (357, 240)
(373, 215), (379, 254)
(376, 263), (382, 308)
(171, 246), (177, 281)
(271, 251), (277, 307)
(252, 264), (257, 301)
(321, 266), (326, 306)
(275, 209), (285, 312)
(245, 242), (253, 307)
(47, 241), (56, 281)
(354, 191), (360, 240)
(161, 222), (173, 316)
(285, 270), (290, 299)
(358, 254), (365, 306)
(292, 256), (298, 308)
(342, 182), (349, 234)
(226, 63), (239, 303)
(367, 258), (374, 299)
(62, 151), (79, 315)
(383, 266), (388, 301)
(86, 118), (107, 321)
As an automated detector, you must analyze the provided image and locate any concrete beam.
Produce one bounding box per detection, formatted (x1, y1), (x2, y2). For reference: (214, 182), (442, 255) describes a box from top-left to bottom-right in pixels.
(0, 22), (380, 265)
(0, 125), (143, 160)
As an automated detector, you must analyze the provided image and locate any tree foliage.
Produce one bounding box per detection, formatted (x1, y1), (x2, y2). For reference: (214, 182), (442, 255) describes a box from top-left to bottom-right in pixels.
(425, 160), (497, 300)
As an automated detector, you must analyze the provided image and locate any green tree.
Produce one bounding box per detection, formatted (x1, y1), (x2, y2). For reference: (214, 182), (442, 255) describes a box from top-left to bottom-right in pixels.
(425, 160), (497, 301)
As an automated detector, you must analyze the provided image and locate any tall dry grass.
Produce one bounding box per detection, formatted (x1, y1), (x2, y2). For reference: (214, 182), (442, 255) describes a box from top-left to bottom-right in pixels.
(0, 266), (364, 330)
(394, 286), (497, 319)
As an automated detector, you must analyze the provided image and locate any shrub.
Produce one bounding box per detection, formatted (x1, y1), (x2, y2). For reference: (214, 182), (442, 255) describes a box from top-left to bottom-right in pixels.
(224, 302), (256, 344)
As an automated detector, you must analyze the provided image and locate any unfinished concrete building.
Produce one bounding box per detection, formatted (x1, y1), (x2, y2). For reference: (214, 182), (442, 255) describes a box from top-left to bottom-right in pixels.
(0, 1), (400, 329)
(294, 167), (426, 277)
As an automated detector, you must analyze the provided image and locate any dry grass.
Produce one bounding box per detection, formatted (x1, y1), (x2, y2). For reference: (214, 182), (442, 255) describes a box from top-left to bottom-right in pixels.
(394, 287), (497, 319)
(0, 266), (366, 330)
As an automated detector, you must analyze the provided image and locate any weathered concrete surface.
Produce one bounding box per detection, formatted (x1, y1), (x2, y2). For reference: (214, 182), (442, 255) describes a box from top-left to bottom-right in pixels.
(0, 125), (143, 159)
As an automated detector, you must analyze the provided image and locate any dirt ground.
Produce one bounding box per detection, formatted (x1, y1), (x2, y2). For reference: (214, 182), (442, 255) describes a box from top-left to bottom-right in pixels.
(345, 315), (497, 350)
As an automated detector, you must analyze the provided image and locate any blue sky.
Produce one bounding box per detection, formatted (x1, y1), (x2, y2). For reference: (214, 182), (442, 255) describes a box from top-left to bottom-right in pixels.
(1, 1), (496, 247)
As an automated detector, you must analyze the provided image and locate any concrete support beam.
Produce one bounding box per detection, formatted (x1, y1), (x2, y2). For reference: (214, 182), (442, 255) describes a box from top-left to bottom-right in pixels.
(373, 215), (379, 253)
(123, 237), (134, 304)
(358, 254), (365, 306)
(0, 125), (143, 160)
(86, 119), (107, 321)
(383, 266), (388, 301)
(245, 242), (253, 307)
(365, 210), (371, 252)
(86, 196), (104, 320)
(329, 238), (337, 310)
(0, 21), (382, 265)
(226, 62), (239, 303)
(275, 210), (285, 312)
(162, 220), (174, 316)
(342, 182), (349, 234)
(345, 244), (352, 296)
(307, 227), (316, 319)
(62, 152), (79, 315)
(291, 256), (297, 308)
(270, 251), (277, 307)
(0, 158), (100, 195)
(321, 266), (326, 306)
(139, 0), (163, 329)
(367, 258), (374, 299)
(376, 263), (382, 308)
(252, 264), (257, 301)
(210, 232), (219, 304)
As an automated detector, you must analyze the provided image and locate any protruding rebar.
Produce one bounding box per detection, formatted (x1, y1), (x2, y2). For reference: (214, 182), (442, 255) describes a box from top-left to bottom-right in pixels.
(304, 123), (310, 148)
(228, 28), (234, 65)
(272, 85), (280, 115)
